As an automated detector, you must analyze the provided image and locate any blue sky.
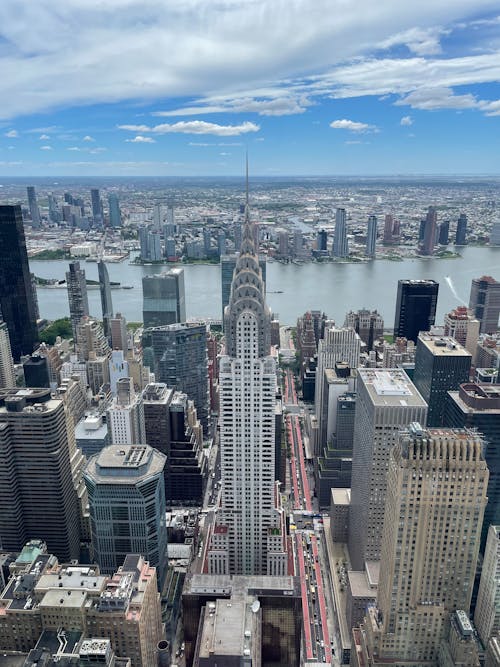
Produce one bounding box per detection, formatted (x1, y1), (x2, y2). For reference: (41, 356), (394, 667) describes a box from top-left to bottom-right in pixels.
(1, 1), (500, 176)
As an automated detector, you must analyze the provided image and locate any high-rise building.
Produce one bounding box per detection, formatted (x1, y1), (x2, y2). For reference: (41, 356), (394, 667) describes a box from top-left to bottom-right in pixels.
(475, 525), (500, 645)
(207, 169), (287, 576)
(352, 426), (488, 666)
(66, 261), (90, 342)
(393, 278), (439, 343)
(98, 260), (113, 337)
(27, 185), (41, 227)
(469, 276), (500, 334)
(444, 306), (480, 357)
(107, 377), (146, 445)
(486, 636), (500, 667)
(0, 205), (39, 360)
(0, 388), (81, 560)
(152, 202), (163, 231)
(419, 205), (438, 255)
(333, 207), (349, 258)
(107, 193), (122, 228)
(91, 188), (102, 225)
(220, 253), (267, 322)
(439, 219), (450, 245)
(383, 214), (394, 244)
(490, 222), (500, 246)
(23, 355), (50, 387)
(142, 268), (186, 328)
(142, 322), (209, 431)
(84, 444), (167, 581)
(456, 213), (468, 245)
(75, 317), (110, 362)
(413, 332), (471, 427)
(110, 312), (128, 351)
(344, 308), (384, 351)
(317, 229), (328, 251)
(0, 321), (15, 388)
(348, 369), (427, 569)
(365, 214), (377, 258)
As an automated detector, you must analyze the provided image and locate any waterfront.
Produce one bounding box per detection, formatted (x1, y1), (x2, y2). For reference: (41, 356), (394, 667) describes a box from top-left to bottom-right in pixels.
(32, 245), (500, 326)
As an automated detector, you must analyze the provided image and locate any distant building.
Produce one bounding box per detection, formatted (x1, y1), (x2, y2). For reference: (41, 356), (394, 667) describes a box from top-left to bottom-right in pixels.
(107, 377), (146, 445)
(393, 278), (439, 343)
(0, 321), (15, 388)
(142, 269), (186, 328)
(98, 261), (113, 337)
(91, 188), (102, 225)
(344, 308), (383, 351)
(365, 214), (377, 257)
(108, 193), (122, 228)
(469, 275), (500, 334)
(456, 213), (468, 245)
(27, 186), (41, 227)
(110, 312), (128, 351)
(490, 221), (500, 246)
(317, 229), (328, 251)
(419, 205), (437, 255)
(439, 219), (450, 245)
(333, 207), (349, 258)
(66, 261), (90, 342)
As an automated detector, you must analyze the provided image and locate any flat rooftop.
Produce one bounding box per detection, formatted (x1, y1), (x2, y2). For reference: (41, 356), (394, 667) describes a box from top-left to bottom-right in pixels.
(198, 598), (246, 658)
(347, 571), (377, 599)
(331, 488), (351, 506)
(358, 369), (427, 407)
(418, 333), (472, 358)
(184, 573), (300, 598)
(86, 444), (166, 482)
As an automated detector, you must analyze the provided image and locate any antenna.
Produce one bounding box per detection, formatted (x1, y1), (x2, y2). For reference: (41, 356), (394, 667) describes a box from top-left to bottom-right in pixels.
(245, 151), (249, 209)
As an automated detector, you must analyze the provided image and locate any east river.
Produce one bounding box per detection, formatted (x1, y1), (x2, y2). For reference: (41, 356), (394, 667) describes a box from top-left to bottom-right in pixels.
(31, 245), (500, 327)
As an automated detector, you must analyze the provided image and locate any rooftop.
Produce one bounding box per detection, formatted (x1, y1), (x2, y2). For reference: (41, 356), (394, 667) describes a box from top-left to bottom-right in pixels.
(85, 444), (166, 482)
(331, 488), (351, 506)
(417, 333), (471, 357)
(358, 369), (426, 407)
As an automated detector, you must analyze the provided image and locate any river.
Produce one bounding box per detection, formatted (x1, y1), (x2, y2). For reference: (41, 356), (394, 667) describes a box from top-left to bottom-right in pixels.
(31, 245), (500, 326)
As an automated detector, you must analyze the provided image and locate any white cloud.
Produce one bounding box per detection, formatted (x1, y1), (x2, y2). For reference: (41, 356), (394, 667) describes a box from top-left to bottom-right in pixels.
(125, 135), (156, 143)
(68, 146), (81, 151)
(396, 87), (478, 110)
(83, 135), (95, 142)
(119, 121), (260, 136)
(5, 129), (18, 138)
(40, 145), (52, 150)
(478, 99), (500, 116)
(378, 26), (448, 56)
(153, 95), (311, 117)
(39, 133), (50, 139)
(400, 115), (413, 125)
(330, 119), (378, 133)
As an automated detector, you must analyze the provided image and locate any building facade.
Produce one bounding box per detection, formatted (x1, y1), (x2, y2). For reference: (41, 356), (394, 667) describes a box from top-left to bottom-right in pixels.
(469, 276), (500, 334)
(393, 278), (439, 343)
(66, 261), (90, 342)
(142, 268), (186, 328)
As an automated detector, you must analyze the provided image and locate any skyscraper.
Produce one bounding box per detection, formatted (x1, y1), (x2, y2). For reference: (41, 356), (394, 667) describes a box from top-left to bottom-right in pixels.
(207, 165), (286, 576)
(0, 205), (39, 360)
(317, 229), (328, 251)
(475, 525), (500, 645)
(393, 278), (439, 343)
(439, 219), (450, 245)
(344, 308), (384, 350)
(365, 214), (377, 258)
(66, 261), (90, 342)
(27, 186), (41, 227)
(348, 369), (427, 569)
(456, 213), (468, 245)
(469, 275), (500, 334)
(352, 426), (488, 666)
(97, 260), (113, 337)
(142, 268), (186, 328)
(220, 253), (266, 322)
(419, 205), (438, 255)
(107, 193), (122, 228)
(107, 377), (146, 445)
(443, 306), (480, 357)
(0, 321), (15, 388)
(91, 188), (102, 225)
(413, 332), (471, 427)
(332, 207), (349, 258)
(84, 443), (167, 581)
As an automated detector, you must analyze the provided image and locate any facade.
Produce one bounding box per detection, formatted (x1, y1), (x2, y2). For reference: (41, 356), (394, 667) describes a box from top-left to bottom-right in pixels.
(394, 278), (439, 343)
(413, 333), (471, 427)
(220, 253), (267, 322)
(419, 205), (438, 255)
(469, 276), (500, 334)
(443, 306), (480, 357)
(76, 317), (110, 362)
(0, 388), (81, 561)
(348, 369), (427, 569)
(108, 193), (122, 228)
(353, 426), (488, 666)
(84, 444), (167, 581)
(474, 525), (500, 645)
(0, 205), (39, 360)
(142, 268), (186, 328)
(344, 309), (383, 351)
(143, 322), (209, 431)
(456, 213), (468, 245)
(365, 214), (377, 258)
(110, 312), (128, 351)
(333, 207), (349, 258)
(91, 188), (102, 224)
(98, 261), (113, 337)
(27, 185), (41, 227)
(486, 637), (500, 667)
(207, 177), (287, 576)
(107, 377), (146, 445)
(491, 222), (500, 246)
(0, 321), (15, 388)
(75, 413), (110, 458)
(66, 261), (90, 342)
(439, 219), (450, 245)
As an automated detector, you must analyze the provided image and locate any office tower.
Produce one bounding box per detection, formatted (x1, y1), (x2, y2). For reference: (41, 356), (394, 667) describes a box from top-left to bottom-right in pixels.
(365, 214), (377, 257)
(149, 230), (162, 261)
(475, 525), (500, 644)
(234, 221), (242, 252)
(438, 612), (481, 667)
(47, 193), (61, 223)
(332, 207), (349, 258)
(166, 201), (174, 226)
(344, 308), (384, 351)
(143, 322), (209, 431)
(0, 321), (15, 388)
(293, 229), (305, 258)
(110, 312), (128, 351)
(152, 202), (162, 231)
(278, 229), (289, 257)
(84, 444), (167, 579)
(486, 637), (500, 667)
(66, 261), (90, 341)
(317, 229), (328, 251)
(75, 413), (110, 458)
(445, 383), (500, 550)
(23, 355), (50, 387)
(217, 230), (226, 256)
(76, 317), (110, 362)
(87, 351), (110, 394)
(107, 193), (121, 228)
(420, 205), (438, 255)
(220, 253), (267, 322)
(413, 332), (471, 426)
(142, 268), (186, 328)
(476, 334), (500, 369)
(316, 361), (356, 455)
(456, 213), (468, 245)
(0, 205), (39, 360)
(383, 214), (394, 244)
(439, 219), (450, 245)
(109, 349), (129, 394)
(208, 170), (287, 577)
(393, 278), (439, 343)
(91, 188), (102, 224)
(27, 185), (41, 227)
(98, 260), (113, 337)
(143, 382), (206, 505)
(490, 222), (500, 246)
(107, 377), (146, 445)
(444, 306), (480, 357)
(352, 426), (488, 666)
(138, 225), (149, 260)
(203, 227), (212, 257)
(348, 369), (427, 569)
(0, 388), (81, 560)
(164, 236), (176, 261)
(469, 276), (500, 334)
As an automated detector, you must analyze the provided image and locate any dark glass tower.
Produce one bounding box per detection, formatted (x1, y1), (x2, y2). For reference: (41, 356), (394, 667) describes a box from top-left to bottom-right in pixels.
(0, 205), (39, 360)
(98, 260), (113, 337)
(393, 279), (439, 343)
(456, 213), (468, 245)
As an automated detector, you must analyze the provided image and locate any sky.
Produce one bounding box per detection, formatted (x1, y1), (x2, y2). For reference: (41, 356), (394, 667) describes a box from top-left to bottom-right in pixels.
(1, 1), (500, 176)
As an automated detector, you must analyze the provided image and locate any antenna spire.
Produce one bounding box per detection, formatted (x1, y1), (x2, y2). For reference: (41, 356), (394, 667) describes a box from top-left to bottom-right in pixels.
(245, 152), (249, 210)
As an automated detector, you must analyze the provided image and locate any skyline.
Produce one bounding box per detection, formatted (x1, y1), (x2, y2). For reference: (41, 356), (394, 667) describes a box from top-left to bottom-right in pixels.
(0, 2), (499, 176)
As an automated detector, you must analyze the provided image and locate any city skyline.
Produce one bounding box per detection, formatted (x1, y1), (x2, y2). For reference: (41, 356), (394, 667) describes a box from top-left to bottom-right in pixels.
(0, 2), (500, 176)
